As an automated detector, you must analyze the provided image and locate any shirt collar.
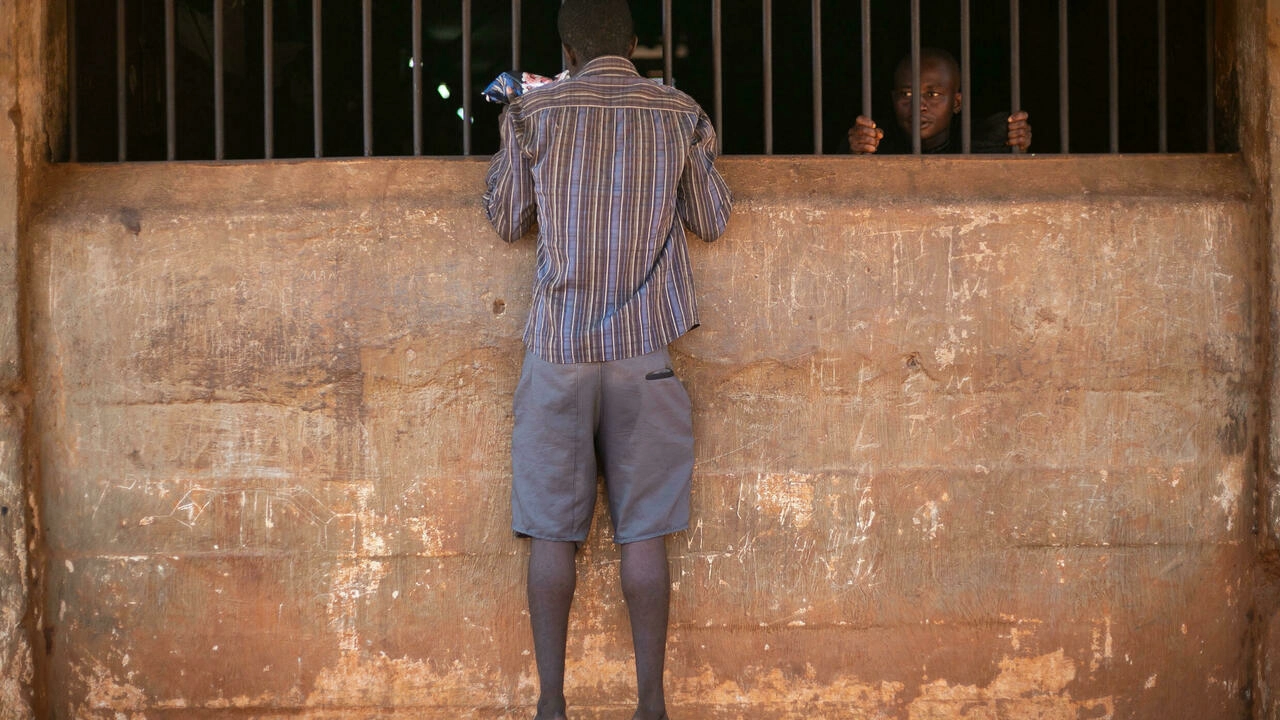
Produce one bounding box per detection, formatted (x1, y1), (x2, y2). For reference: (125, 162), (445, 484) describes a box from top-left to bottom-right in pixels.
(573, 56), (640, 79)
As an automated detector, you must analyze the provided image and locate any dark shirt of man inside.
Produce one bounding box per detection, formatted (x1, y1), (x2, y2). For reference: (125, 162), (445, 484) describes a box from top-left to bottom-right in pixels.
(847, 48), (1032, 154)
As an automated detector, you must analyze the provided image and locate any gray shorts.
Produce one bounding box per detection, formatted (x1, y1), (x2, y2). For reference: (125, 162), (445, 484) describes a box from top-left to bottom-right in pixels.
(511, 347), (694, 544)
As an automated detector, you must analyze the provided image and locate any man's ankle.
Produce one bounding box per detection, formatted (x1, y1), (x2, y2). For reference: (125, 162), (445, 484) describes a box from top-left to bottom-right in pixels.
(535, 695), (567, 720)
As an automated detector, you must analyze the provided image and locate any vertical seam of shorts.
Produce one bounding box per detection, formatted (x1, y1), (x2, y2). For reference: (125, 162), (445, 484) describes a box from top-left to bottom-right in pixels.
(573, 362), (583, 536)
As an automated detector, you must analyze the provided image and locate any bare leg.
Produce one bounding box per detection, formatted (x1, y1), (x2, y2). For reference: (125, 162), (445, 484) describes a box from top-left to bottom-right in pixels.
(620, 536), (671, 720)
(528, 539), (578, 720)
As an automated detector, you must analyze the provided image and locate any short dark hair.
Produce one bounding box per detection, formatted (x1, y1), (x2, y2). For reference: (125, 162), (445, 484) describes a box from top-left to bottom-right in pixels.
(558, 0), (634, 63)
(895, 47), (961, 84)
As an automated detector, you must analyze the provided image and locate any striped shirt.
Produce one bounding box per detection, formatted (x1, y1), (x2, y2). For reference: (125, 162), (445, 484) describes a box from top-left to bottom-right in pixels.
(483, 55), (732, 364)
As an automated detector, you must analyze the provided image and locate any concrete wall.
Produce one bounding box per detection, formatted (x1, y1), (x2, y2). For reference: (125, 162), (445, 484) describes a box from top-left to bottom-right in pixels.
(0, 12), (31, 720)
(23, 154), (1259, 719)
(1241, 0), (1280, 716)
(2, 0), (1277, 718)
(1, 0), (61, 715)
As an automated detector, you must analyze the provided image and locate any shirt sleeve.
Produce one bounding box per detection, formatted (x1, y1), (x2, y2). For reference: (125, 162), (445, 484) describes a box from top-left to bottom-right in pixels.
(676, 110), (733, 242)
(483, 106), (537, 243)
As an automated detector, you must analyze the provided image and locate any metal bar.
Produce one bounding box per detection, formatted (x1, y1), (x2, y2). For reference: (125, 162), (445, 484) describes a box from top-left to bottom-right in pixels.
(811, 0), (822, 154)
(413, 0), (423, 155)
(1108, 0), (1118, 153)
(560, 0), (568, 71)
(313, 0), (323, 158)
(69, 0), (78, 161)
(363, 0), (373, 156)
(910, 0), (920, 154)
(1009, 0), (1021, 153)
(1058, 0), (1068, 153)
(860, 0), (870, 119)
(214, 0), (225, 160)
(463, 0), (472, 155)
(1206, 0), (1215, 152)
(713, 0), (723, 152)
(512, 0), (521, 70)
(1157, 0), (1167, 153)
(763, 0), (773, 154)
(117, 0), (126, 161)
(961, 0), (971, 152)
(264, 0), (274, 159)
(165, 0), (176, 160)
(662, 0), (673, 86)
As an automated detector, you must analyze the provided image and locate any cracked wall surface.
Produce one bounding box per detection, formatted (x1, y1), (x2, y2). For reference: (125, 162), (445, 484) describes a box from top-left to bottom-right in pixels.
(0, 0), (59, 715)
(0, 0), (1275, 716)
(22, 154), (1260, 719)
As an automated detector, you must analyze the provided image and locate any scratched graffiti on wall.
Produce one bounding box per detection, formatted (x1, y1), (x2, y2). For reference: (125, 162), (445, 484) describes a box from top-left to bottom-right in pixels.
(29, 158), (1260, 718)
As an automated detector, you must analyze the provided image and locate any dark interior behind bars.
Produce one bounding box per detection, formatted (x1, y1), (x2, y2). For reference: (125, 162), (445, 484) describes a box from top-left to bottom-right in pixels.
(66, 0), (1225, 162)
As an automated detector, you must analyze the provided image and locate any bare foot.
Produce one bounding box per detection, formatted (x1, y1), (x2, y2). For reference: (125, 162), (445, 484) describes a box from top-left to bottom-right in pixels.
(533, 703), (567, 720)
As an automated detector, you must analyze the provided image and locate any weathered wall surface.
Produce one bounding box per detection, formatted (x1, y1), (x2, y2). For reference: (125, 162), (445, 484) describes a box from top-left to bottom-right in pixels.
(0, 23), (32, 720)
(24, 154), (1258, 719)
(1246, 0), (1280, 715)
(0, 0), (59, 715)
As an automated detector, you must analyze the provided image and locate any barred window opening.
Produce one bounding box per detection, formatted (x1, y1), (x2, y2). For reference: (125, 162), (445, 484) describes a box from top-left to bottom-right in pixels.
(65, 0), (1226, 162)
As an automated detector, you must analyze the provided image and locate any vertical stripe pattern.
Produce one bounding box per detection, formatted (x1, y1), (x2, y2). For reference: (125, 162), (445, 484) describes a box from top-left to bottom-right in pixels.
(483, 57), (732, 365)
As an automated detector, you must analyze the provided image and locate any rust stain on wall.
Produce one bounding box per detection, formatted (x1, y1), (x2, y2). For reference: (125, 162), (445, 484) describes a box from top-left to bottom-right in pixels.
(906, 650), (1111, 720)
(23, 156), (1262, 718)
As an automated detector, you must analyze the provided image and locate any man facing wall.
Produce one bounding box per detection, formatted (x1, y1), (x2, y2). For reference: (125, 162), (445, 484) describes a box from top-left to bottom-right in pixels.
(482, 1), (732, 718)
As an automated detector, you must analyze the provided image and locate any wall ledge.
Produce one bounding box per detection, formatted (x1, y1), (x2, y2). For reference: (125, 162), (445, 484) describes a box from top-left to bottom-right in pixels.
(34, 154), (1253, 219)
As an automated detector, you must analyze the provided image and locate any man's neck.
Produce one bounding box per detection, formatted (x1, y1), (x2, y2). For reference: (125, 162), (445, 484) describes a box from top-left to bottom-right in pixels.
(570, 55), (634, 77)
(922, 127), (951, 152)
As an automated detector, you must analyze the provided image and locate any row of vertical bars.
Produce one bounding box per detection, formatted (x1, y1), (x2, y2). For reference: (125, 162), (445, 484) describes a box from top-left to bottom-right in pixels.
(961, 0), (971, 152)
(72, 0), (1216, 161)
